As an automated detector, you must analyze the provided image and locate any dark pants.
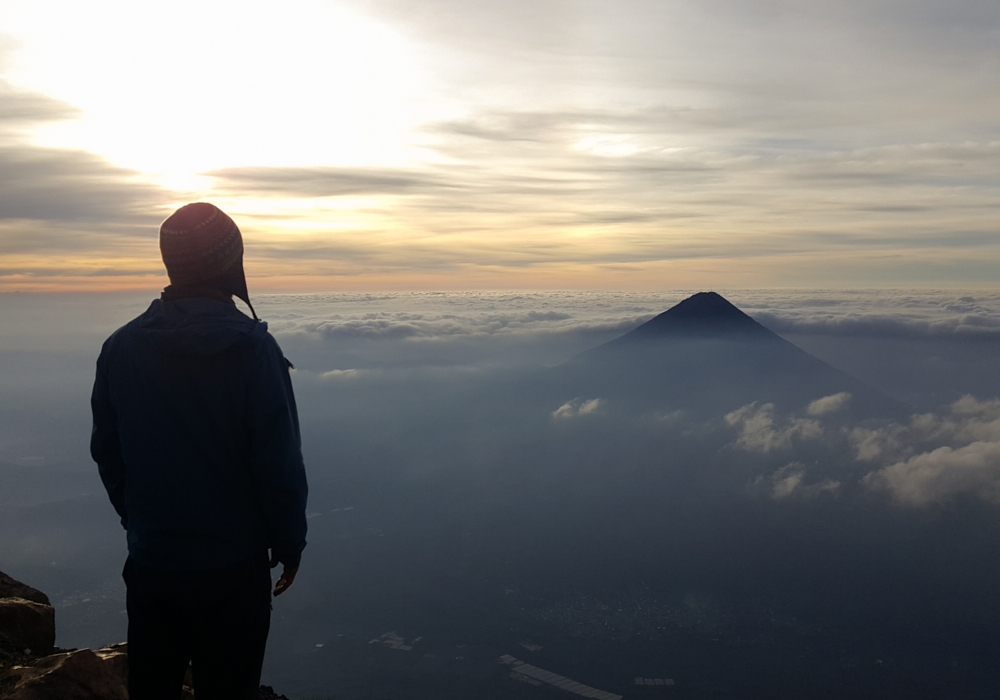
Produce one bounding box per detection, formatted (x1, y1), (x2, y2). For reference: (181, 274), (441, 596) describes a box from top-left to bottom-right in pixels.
(123, 553), (272, 700)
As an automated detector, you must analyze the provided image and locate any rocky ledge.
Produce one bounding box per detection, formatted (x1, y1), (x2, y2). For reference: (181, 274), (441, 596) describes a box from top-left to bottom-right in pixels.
(0, 571), (288, 699)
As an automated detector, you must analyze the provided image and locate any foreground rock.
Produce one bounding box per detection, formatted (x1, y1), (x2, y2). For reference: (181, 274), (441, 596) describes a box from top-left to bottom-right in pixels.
(0, 576), (49, 607)
(2, 645), (288, 700)
(0, 644), (127, 700)
(0, 570), (290, 700)
(0, 600), (55, 658)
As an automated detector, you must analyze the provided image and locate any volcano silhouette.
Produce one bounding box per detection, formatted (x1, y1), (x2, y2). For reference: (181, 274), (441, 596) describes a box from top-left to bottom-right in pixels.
(561, 292), (900, 418)
(606, 291), (773, 343)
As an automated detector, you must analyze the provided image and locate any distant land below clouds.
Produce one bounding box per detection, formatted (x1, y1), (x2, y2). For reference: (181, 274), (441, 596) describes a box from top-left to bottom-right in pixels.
(5, 287), (1000, 698)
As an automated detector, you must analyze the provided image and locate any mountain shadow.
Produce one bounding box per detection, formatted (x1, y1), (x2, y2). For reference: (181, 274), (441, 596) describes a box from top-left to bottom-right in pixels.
(555, 291), (904, 420)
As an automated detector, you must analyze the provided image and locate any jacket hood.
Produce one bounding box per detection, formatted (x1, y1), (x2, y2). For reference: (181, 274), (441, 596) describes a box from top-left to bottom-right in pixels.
(138, 298), (267, 356)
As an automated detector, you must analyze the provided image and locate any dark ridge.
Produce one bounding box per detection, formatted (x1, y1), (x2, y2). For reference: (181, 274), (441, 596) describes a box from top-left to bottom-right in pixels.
(618, 291), (772, 342)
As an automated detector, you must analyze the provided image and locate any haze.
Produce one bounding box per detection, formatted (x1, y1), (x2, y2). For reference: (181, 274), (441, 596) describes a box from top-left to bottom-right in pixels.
(4, 289), (1000, 697)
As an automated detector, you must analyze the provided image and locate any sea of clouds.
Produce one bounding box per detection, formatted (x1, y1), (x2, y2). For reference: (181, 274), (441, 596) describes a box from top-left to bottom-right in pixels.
(258, 288), (1000, 346)
(4, 287), (1000, 656)
(4, 287), (1000, 488)
(248, 288), (1000, 509)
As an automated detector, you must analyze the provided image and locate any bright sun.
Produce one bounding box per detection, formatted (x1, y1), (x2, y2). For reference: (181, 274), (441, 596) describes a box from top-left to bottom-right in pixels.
(2, 0), (428, 188)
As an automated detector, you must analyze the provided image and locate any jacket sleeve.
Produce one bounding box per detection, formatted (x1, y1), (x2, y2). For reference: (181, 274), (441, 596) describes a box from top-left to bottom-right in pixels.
(91, 343), (128, 529)
(246, 334), (308, 569)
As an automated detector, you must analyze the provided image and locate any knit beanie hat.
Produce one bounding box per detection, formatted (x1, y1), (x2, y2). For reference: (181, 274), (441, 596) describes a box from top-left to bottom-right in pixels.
(159, 203), (258, 319)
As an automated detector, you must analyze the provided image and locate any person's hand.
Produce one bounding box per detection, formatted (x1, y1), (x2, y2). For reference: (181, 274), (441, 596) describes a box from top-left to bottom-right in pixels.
(269, 552), (299, 596)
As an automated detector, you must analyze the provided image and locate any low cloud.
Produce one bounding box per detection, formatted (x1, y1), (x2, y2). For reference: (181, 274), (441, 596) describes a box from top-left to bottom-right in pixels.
(725, 403), (822, 453)
(319, 369), (366, 380)
(553, 398), (602, 420)
(864, 441), (1000, 506)
(654, 410), (686, 425)
(807, 392), (851, 416)
(856, 396), (1000, 463)
(947, 395), (1000, 420)
(753, 463), (840, 500)
(848, 426), (902, 463)
(860, 395), (1000, 505)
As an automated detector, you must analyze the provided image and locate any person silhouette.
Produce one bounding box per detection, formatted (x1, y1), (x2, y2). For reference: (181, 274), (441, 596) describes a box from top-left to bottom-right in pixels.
(91, 202), (308, 699)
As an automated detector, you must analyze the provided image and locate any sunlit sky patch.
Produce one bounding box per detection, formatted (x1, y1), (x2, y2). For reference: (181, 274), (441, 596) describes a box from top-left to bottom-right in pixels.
(0, 0), (997, 291)
(3, 0), (429, 176)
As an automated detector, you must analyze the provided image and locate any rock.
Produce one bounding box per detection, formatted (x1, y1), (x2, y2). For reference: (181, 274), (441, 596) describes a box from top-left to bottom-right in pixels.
(0, 575), (49, 607)
(0, 644), (127, 700)
(0, 600), (54, 657)
(0, 566), (293, 700)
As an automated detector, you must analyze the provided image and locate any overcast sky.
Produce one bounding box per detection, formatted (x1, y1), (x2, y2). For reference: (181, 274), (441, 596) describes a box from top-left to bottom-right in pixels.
(0, 0), (997, 291)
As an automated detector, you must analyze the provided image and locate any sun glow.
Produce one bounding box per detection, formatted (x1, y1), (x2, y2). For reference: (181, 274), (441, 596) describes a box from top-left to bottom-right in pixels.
(2, 0), (429, 184)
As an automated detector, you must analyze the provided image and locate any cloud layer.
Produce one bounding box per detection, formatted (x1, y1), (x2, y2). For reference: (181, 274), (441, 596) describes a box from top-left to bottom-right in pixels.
(259, 289), (1000, 348)
(739, 290), (1000, 339)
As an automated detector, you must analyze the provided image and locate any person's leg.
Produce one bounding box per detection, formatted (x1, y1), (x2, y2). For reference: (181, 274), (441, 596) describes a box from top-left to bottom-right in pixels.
(189, 553), (272, 700)
(124, 557), (191, 700)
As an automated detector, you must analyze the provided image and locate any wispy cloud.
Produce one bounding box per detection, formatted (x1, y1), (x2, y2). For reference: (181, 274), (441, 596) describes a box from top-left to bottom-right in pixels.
(197, 113), (1000, 287)
(207, 167), (447, 198)
(0, 146), (162, 225)
(0, 71), (163, 228)
(1, 0), (999, 289)
(0, 67), (167, 288)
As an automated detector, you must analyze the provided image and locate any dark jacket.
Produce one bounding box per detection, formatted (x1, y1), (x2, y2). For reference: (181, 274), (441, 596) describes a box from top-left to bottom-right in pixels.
(91, 298), (307, 571)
